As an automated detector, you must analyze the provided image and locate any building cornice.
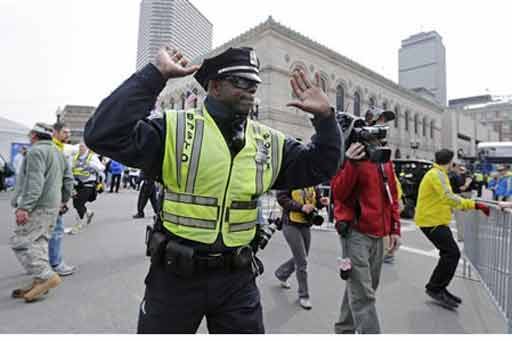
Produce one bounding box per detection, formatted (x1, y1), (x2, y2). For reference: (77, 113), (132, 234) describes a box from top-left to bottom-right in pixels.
(210, 16), (445, 113)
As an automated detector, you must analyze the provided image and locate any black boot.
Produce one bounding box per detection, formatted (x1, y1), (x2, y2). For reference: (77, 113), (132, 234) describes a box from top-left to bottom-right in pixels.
(426, 289), (459, 309)
(443, 289), (462, 304)
(133, 213), (145, 219)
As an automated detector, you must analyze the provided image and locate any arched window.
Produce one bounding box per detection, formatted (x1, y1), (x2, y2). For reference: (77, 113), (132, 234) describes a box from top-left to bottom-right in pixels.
(430, 120), (435, 139)
(414, 114), (419, 135)
(192, 88), (199, 108)
(422, 117), (427, 137)
(336, 85), (344, 112)
(170, 98), (175, 110)
(382, 101), (388, 110)
(394, 106), (400, 128)
(354, 92), (361, 116)
(180, 93), (186, 110)
(404, 111), (410, 131)
(290, 63), (307, 99)
(319, 77), (327, 92)
(369, 97), (376, 107)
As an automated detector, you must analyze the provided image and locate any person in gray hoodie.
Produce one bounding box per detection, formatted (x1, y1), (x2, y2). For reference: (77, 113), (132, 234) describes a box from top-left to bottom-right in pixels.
(10, 122), (74, 302)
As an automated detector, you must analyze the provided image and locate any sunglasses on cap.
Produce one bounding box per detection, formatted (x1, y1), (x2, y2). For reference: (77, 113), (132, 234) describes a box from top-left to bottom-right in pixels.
(221, 75), (259, 90)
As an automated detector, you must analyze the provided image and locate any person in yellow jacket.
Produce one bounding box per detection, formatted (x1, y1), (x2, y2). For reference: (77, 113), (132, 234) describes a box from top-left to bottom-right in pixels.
(415, 149), (490, 309)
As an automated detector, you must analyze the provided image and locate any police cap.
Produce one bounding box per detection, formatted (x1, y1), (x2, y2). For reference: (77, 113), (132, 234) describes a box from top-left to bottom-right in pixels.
(194, 47), (261, 90)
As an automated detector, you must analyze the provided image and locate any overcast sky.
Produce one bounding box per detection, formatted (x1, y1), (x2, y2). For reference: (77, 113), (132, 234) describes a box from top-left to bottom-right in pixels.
(1, 0), (511, 128)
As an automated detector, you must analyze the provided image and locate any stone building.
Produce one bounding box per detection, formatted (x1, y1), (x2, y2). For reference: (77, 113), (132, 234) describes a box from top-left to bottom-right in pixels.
(157, 17), (497, 160)
(450, 95), (512, 142)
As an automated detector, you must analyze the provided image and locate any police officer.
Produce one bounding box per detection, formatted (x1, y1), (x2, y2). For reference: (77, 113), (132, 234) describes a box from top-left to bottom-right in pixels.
(71, 143), (105, 233)
(84, 46), (342, 333)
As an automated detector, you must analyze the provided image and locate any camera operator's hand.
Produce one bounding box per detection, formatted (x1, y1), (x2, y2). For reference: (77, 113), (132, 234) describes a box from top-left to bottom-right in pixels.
(346, 143), (366, 160)
(320, 197), (330, 206)
(389, 234), (401, 252)
(287, 70), (331, 118)
(153, 46), (201, 81)
(301, 204), (316, 214)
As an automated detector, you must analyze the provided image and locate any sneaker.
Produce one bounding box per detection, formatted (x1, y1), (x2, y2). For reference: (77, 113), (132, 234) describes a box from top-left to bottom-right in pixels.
(53, 262), (76, 276)
(64, 227), (73, 234)
(133, 213), (145, 219)
(383, 254), (395, 264)
(23, 274), (62, 302)
(71, 220), (83, 234)
(86, 211), (95, 225)
(299, 298), (312, 310)
(444, 289), (462, 304)
(278, 279), (291, 289)
(426, 289), (458, 309)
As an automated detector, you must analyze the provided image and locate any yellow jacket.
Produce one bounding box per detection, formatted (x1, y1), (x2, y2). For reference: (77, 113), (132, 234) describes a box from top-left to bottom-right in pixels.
(414, 163), (475, 227)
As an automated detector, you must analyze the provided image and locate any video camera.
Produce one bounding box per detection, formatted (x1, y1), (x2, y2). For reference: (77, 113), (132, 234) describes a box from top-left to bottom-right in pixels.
(336, 112), (391, 163)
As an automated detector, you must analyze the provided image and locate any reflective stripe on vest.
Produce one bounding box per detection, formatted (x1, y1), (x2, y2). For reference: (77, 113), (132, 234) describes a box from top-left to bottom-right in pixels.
(72, 153), (93, 179)
(161, 108), (285, 247)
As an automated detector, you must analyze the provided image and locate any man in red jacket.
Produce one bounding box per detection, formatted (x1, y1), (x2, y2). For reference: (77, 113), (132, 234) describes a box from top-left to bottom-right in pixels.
(331, 142), (401, 334)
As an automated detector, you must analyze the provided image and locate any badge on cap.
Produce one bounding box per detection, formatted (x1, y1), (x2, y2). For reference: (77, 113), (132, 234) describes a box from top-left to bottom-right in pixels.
(250, 50), (258, 67)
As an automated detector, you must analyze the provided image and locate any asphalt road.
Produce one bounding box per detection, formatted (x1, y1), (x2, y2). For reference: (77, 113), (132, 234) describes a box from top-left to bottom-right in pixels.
(0, 190), (507, 333)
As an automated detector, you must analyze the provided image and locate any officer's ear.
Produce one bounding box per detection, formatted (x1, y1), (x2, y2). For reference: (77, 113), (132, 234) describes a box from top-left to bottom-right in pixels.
(208, 79), (223, 97)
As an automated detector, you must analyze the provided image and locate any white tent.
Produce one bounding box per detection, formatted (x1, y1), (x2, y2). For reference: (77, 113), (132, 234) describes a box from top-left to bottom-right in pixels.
(0, 116), (30, 162)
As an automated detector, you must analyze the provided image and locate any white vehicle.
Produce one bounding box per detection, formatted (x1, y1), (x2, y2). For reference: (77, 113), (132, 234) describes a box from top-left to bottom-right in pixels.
(477, 142), (512, 163)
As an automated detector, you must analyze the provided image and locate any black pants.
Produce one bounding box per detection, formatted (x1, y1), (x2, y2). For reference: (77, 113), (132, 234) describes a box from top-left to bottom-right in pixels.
(110, 174), (121, 193)
(421, 226), (461, 293)
(73, 186), (95, 219)
(137, 180), (158, 215)
(137, 264), (264, 334)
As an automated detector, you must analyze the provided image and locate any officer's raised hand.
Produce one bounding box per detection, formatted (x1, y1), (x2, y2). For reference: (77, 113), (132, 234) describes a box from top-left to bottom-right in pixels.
(287, 70), (331, 118)
(153, 46), (201, 80)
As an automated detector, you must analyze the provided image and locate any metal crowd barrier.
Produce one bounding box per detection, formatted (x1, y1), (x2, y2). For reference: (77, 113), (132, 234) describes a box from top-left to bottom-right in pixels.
(460, 202), (512, 333)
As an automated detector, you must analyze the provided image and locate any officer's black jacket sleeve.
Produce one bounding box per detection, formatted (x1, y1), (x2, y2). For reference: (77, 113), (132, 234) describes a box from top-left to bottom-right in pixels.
(272, 114), (343, 190)
(84, 64), (167, 180)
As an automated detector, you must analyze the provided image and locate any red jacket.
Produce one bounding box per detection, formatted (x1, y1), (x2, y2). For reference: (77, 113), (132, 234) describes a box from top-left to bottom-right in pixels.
(330, 160), (401, 237)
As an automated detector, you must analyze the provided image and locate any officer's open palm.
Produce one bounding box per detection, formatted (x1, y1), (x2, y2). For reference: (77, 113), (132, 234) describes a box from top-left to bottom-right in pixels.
(287, 70), (331, 118)
(154, 46), (201, 80)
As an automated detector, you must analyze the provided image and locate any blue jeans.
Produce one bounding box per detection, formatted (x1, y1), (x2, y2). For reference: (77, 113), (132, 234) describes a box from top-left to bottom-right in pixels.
(48, 214), (64, 267)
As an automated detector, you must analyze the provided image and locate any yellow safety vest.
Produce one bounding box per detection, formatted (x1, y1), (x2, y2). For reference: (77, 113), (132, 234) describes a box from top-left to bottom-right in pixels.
(72, 152), (94, 180)
(289, 187), (317, 224)
(474, 173), (484, 182)
(161, 108), (285, 247)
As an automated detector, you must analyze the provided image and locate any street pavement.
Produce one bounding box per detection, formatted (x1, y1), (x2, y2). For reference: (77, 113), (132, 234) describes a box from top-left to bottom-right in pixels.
(0, 190), (507, 333)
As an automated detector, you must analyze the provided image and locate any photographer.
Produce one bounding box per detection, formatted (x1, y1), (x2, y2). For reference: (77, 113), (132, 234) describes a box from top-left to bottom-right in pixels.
(331, 110), (401, 334)
(274, 186), (329, 310)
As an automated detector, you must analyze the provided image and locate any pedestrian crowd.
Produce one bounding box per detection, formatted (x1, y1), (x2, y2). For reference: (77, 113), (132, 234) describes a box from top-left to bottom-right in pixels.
(5, 43), (512, 335)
